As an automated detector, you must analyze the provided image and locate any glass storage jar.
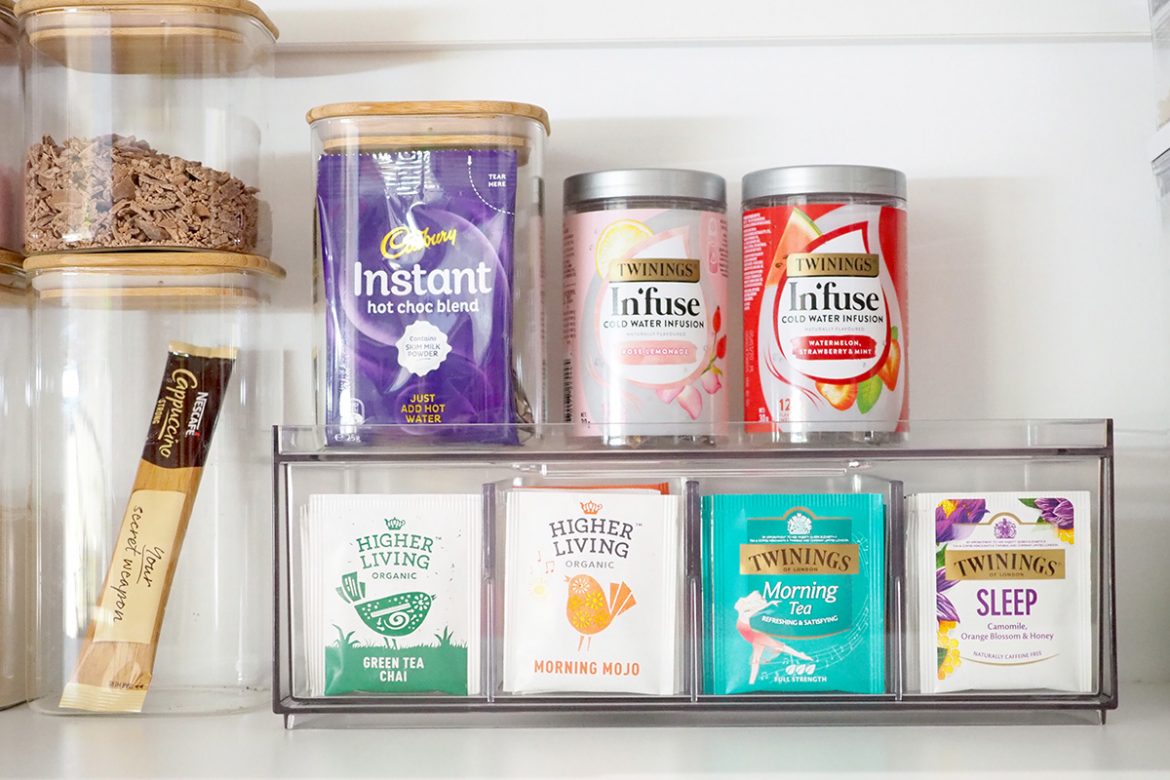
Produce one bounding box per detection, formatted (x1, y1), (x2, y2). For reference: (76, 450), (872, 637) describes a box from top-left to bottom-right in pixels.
(0, 254), (30, 709)
(0, 1), (20, 254)
(306, 101), (549, 445)
(17, 0), (278, 255)
(27, 251), (284, 715)
(562, 169), (729, 447)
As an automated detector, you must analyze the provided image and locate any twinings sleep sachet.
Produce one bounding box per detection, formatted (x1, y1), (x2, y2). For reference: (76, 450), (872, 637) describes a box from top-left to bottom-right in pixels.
(703, 494), (886, 695)
(502, 489), (683, 695)
(909, 492), (1092, 693)
(301, 494), (482, 696)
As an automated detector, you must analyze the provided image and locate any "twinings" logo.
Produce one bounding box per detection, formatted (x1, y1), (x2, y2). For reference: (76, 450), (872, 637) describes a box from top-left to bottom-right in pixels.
(786, 253), (879, 278)
(944, 548), (1065, 580)
(739, 544), (859, 575)
(380, 225), (458, 261)
(607, 258), (701, 283)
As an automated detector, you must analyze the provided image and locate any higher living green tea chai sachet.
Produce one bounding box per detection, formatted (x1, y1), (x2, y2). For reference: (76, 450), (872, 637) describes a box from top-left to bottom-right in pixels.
(703, 493), (886, 694)
(301, 494), (482, 697)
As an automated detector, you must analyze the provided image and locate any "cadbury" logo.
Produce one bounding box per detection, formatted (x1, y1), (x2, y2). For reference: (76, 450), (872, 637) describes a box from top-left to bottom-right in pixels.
(380, 226), (458, 261)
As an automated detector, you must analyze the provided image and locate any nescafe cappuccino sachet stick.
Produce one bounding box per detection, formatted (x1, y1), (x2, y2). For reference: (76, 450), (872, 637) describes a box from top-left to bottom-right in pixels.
(59, 343), (236, 713)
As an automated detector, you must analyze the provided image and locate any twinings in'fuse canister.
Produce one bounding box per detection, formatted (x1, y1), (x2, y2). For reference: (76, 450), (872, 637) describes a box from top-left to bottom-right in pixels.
(563, 170), (729, 445)
(742, 166), (908, 440)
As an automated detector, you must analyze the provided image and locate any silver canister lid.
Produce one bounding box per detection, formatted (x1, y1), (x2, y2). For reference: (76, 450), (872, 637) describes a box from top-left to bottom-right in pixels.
(564, 169), (726, 207)
(742, 165), (907, 202)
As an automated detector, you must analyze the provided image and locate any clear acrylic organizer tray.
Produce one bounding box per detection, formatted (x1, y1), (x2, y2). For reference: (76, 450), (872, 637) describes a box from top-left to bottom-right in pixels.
(273, 420), (1117, 728)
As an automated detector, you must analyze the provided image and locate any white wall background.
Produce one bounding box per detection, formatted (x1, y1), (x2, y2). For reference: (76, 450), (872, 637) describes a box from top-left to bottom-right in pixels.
(260, 0), (1168, 685)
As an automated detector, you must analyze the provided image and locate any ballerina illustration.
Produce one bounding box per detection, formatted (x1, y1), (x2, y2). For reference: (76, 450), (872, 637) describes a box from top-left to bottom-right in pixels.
(734, 591), (813, 684)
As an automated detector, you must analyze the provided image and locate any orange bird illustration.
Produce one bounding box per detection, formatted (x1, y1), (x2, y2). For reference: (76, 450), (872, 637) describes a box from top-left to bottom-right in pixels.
(565, 574), (636, 651)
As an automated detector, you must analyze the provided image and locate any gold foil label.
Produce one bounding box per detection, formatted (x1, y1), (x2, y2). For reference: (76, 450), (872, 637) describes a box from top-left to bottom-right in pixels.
(740, 544), (860, 575)
(787, 253), (880, 278)
(93, 490), (186, 644)
(944, 548), (1066, 581)
(608, 258), (701, 283)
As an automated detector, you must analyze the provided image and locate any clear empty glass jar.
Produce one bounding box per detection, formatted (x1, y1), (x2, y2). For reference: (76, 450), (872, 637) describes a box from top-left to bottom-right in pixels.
(0, 255), (30, 709)
(17, 0), (278, 255)
(27, 251), (284, 714)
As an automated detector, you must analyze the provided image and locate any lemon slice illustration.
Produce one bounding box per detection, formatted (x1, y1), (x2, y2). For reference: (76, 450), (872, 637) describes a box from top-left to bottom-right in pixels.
(595, 219), (654, 280)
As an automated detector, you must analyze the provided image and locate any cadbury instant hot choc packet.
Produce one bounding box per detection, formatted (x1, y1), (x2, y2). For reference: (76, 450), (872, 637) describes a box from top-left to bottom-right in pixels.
(316, 148), (520, 443)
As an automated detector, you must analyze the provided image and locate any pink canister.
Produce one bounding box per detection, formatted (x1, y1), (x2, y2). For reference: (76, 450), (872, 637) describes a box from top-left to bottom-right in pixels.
(563, 169), (728, 445)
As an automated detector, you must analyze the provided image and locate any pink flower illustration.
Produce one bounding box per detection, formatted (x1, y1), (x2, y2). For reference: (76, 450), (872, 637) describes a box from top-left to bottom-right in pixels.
(701, 371), (722, 395)
(677, 385), (702, 420)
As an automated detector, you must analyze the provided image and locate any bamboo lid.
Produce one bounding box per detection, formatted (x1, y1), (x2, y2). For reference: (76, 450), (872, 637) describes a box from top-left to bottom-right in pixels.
(321, 134), (531, 154)
(24, 251), (286, 278)
(15, 0), (278, 38)
(0, 249), (22, 271)
(306, 101), (551, 136)
(17, 0), (277, 74)
(0, 250), (27, 300)
(36, 284), (261, 307)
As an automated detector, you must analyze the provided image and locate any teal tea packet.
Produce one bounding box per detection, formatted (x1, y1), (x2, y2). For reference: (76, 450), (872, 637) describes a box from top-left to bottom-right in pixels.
(301, 494), (482, 696)
(703, 493), (886, 694)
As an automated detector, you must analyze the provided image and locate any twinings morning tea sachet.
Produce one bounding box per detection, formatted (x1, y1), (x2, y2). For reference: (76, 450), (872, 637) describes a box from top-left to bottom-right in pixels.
(301, 494), (482, 696)
(503, 489), (683, 695)
(315, 147), (521, 443)
(703, 494), (885, 694)
(910, 493), (1092, 693)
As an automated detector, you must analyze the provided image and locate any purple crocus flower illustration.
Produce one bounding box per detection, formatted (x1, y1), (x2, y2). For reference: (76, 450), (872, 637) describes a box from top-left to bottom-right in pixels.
(1035, 497), (1074, 530)
(935, 499), (989, 544)
(936, 567), (959, 623)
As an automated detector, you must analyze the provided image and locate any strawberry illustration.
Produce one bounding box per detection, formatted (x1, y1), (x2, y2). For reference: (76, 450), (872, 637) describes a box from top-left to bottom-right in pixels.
(815, 381), (857, 411)
(879, 340), (901, 391)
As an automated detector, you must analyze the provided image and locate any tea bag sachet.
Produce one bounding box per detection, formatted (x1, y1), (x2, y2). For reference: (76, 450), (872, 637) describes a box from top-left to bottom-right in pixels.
(502, 488), (683, 695)
(703, 493), (886, 694)
(909, 492), (1092, 693)
(301, 494), (482, 696)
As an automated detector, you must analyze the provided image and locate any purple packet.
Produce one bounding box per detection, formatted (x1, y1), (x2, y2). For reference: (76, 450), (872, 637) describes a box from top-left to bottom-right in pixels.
(316, 148), (521, 444)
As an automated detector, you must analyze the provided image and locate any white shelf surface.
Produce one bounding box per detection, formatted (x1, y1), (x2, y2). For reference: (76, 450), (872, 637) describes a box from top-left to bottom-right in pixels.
(267, 0), (1151, 49)
(1, 684), (1167, 778)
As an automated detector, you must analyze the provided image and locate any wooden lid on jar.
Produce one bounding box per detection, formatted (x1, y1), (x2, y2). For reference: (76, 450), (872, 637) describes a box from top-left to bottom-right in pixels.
(0, 1), (14, 40)
(24, 250), (286, 277)
(17, 0), (278, 74)
(26, 251), (284, 306)
(1, 250), (29, 302)
(306, 101), (551, 136)
(0, 249), (22, 271)
(15, 0), (278, 37)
